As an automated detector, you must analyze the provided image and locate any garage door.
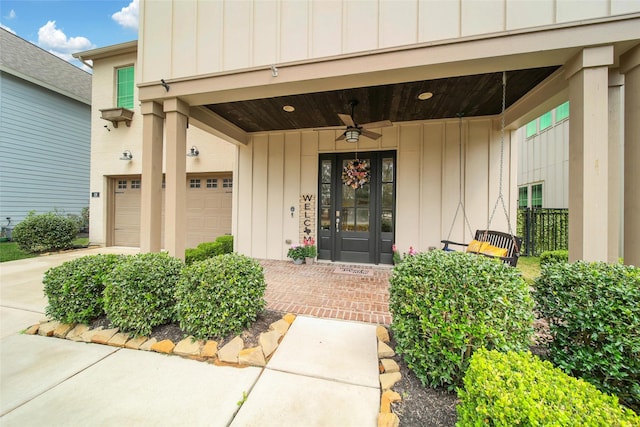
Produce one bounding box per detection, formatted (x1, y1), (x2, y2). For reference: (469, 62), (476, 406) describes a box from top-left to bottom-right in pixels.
(113, 174), (233, 249)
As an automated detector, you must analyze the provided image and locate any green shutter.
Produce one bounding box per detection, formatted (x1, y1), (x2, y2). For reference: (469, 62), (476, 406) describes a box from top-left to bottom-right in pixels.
(539, 112), (552, 131)
(525, 121), (537, 138)
(556, 101), (570, 121)
(117, 66), (134, 109)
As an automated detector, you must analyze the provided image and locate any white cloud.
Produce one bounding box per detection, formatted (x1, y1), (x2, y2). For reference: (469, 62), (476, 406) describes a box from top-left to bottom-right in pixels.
(1, 24), (16, 34)
(37, 20), (94, 54)
(8, 9), (16, 19)
(112, 0), (139, 30)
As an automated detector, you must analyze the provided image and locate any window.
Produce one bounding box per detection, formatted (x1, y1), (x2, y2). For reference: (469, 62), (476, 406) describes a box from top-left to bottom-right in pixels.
(539, 111), (552, 132)
(190, 179), (201, 189)
(223, 178), (233, 189)
(131, 180), (141, 189)
(117, 180), (127, 190)
(556, 101), (570, 122)
(206, 178), (218, 188)
(525, 121), (537, 138)
(116, 66), (134, 109)
(531, 184), (543, 208)
(518, 187), (528, 208)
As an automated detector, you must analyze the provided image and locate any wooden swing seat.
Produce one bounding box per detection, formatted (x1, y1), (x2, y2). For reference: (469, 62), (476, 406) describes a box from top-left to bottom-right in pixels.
(441, 229), (523, 267)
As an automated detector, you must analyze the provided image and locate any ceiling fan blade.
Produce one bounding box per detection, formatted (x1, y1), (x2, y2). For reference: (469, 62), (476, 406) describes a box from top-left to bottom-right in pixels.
(335, 133), (346, 141)
(361, 120), (393, 130)
(313, 126), (348, 131)
(361, 129), (382, 140)
(338, 113), (355, 127)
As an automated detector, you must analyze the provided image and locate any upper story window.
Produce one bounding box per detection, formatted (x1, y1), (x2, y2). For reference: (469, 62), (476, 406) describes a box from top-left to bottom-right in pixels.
(556, 101), (570, 122)
(116, 66), (134, 109)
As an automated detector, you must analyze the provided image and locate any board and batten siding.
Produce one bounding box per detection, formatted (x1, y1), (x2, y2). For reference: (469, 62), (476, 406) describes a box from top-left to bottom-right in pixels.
(233, 117), (514, 260)
(139, 0), (640, 83)
(0, 72), (90, 224)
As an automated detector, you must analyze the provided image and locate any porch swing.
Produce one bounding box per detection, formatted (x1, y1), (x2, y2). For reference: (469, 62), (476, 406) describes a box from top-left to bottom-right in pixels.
(440, 72), (523, 267)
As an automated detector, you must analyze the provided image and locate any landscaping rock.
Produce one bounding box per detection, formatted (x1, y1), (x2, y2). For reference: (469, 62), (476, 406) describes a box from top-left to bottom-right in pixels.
(24, 324), (39, 335)
(139, 338), (157, 351)
(53, 323), (75, 338)
(201, 340), (218, 358)
(238, 346), (266, 367)
(378, 340), (395, 358)
(380, 372), (402, 391)
(66, 324), (90, 341)
(259, 330), (281, 358)
(380, 390), (402, 413)
(91, 328), (119, 345)
(79, 326), (103, 343)
(376, 325), (390, 343)
(380, 358), (399, 374)
(378, 412), (400, 427)
(283, 313), (296, 325)
(174, 336), (202, 357)
(218, 336), (244, 363)
(107, 332), (130, 347)
(269, 319), (290, 336)
(38, 321), (60, 337)
(125, 335), (148, 350)
(151, 339), (175, 354)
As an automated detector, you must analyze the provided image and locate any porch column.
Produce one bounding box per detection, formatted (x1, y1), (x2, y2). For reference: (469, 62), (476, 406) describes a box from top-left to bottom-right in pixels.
(620, 44), (640, 267)
(565, 46), (613, 262)
(164, 98), (189, 260)
(140, 101), (164, 253)
(607, 70), (624, 264)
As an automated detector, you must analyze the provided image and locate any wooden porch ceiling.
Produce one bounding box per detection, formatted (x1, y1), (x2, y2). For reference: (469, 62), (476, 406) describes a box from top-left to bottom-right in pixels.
(205, 66), (559, 133)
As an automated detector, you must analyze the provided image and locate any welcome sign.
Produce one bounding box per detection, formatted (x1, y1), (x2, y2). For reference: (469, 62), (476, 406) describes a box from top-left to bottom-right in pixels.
(299, 194), (316, 245)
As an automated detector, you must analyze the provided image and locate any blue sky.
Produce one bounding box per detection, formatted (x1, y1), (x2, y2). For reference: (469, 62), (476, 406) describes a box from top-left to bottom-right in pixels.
(1, 0), (138, 70)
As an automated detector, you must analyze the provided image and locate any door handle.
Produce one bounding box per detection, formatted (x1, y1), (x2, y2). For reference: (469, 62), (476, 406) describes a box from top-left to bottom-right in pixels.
(335, 217), (340, 233)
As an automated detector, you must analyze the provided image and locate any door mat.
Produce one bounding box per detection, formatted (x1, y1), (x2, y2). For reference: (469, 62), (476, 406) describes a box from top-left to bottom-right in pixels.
(332, 266), (374, 277)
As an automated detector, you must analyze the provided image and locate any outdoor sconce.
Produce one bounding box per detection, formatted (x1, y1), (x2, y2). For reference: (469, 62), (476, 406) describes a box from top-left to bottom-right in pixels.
(345, 128), (360, 143)
(187, 146), (199, 157)
(119, 150), (133, 161)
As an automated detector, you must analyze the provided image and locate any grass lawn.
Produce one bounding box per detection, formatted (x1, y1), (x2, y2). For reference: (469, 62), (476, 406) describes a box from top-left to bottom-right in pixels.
(0, 237), (90, 263)
(518, 256), (541, 284)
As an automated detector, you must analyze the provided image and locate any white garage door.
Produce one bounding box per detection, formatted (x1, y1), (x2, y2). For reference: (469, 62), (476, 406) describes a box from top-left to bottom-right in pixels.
(113, 174), (232, 249)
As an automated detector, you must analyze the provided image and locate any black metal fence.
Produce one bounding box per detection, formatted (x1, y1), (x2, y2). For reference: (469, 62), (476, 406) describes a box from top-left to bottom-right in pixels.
(517, 208), (569, 256)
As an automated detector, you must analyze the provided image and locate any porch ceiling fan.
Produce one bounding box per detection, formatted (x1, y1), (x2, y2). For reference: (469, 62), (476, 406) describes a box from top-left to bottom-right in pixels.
(315, 100), (393, 142)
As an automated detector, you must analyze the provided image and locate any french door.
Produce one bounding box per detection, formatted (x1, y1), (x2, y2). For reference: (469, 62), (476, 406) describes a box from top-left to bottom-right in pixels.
(317, 151), (396, 264)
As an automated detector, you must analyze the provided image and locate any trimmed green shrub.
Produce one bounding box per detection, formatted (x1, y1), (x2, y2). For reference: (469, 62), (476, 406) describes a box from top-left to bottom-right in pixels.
(534, 261), (640, 411)
(457, 349), (639, 426)
(389, 250), (534, 389)
(184, 235), (234, 265)
(104, 252), (184, 336)
(176, 253), (266, 339)
(43, 254), (124, 324)
(12, 211), (79, 253)
(539, 249), (568, 267)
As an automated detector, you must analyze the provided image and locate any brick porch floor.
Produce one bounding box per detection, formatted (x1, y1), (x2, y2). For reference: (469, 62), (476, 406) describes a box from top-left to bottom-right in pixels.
(260, 259), (393, 325)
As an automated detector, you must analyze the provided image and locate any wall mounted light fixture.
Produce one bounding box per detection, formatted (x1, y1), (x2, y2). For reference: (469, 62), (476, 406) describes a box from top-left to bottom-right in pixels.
(187, 146), (199, 157)
(120, 150), (133, 161)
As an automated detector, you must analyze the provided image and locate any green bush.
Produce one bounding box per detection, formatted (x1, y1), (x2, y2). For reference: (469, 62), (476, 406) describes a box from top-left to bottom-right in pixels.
(12, 211), (79, 253)
(539, 249), (568, 267)
(457, 349), (639, 426)
(534, 261), (640, 411)
(389, 251), (534, 389)
(103, 252), (184, 336)
(184, 235), (234, 265)
(176, 253), (266, 339)
(43, 254), (124, 324)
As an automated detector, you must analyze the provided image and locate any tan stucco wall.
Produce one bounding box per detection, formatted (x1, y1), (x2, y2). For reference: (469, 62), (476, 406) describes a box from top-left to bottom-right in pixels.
(89, 50), (237, 246)
(234, 117), (514, 261)
(138, 0), (640, 83)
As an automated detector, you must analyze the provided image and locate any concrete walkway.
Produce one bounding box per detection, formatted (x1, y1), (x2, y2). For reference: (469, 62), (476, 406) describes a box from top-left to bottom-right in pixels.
(0, 248), (380, 426)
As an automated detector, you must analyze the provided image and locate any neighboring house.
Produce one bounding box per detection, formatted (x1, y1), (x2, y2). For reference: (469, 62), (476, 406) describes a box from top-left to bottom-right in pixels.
(517, 102), (570, 209)
(0, 28), (91, 228)
(85, 1), (640, 266)
(73, 42), (236, 249)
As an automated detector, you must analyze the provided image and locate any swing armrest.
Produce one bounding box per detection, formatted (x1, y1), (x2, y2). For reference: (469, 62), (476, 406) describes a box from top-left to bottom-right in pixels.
(440, 239), (468, 251)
